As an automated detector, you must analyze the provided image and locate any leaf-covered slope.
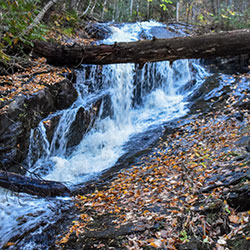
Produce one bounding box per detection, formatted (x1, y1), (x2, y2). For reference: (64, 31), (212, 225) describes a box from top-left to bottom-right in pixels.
(57, 72), (250, 250)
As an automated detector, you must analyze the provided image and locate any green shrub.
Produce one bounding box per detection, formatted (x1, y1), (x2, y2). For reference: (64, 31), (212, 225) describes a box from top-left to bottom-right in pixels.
(0, 0), (48, 61)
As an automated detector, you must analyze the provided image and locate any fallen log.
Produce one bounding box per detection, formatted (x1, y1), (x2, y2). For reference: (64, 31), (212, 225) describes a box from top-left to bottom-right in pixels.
(0, 170), (70, 197)
(32, 29), (250, 66)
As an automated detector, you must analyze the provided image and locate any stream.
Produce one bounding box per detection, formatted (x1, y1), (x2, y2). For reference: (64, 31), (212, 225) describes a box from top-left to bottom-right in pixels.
(0, 21), (241, 249)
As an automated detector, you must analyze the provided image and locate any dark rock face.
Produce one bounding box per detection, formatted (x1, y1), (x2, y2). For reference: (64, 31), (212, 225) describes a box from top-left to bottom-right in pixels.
(44, 114), (62, 144)
(0, 79), (77, 173)
(203, 54), (250, 74)
(227, 184), (250, 212)
(85, 23), (112, 40)
(177, 239), (213, 250)
(66, 99), (102, 149)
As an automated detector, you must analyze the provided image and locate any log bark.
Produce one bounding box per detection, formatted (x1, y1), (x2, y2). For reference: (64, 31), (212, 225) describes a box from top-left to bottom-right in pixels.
(0, 170), (70, 197)
(32, 29), (250, 66)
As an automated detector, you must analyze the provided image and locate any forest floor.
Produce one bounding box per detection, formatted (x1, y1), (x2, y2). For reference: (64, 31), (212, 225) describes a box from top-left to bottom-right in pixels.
(0, 20), (95, 112)
(56, 71), (250, 249)
(0, 57), (70, 112)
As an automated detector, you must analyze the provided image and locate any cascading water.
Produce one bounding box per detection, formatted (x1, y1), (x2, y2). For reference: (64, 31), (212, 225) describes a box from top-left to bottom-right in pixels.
(0, 21), (210, 249)
(29, 59), (203, 184)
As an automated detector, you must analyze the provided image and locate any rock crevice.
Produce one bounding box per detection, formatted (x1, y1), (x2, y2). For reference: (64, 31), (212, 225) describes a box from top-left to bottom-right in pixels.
(0, 79), (77, 173)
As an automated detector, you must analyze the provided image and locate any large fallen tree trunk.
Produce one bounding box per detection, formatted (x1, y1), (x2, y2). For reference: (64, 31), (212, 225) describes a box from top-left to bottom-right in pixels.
(33, 29), (250, 66)
(0, 170), (70, 197)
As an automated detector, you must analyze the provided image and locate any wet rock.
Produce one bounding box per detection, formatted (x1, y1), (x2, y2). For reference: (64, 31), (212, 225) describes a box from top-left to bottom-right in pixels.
(59, 216), (151, 250)
(235, 136), (250, 153)
(233, 111), (244, 121)
(0, 79), (77, 172)
(85, 23), (112, 40)
(180, 79), (197, 93)
(44, 115), (62, 144)
(66, 99), (102, 148)
(227, 184), (250, 212)
(203, 54), (250, 74)
(177, 239), (214, 250)
(51, 79), (77, 110)
(147, 26), (181, 39)
(100, 94), (113, 119)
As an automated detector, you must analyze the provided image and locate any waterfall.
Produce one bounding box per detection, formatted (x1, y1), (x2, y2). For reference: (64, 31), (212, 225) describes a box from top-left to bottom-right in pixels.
(0, 21), (210, 249)
(27, 59), (204, 184)
(25, 22), (208, 184)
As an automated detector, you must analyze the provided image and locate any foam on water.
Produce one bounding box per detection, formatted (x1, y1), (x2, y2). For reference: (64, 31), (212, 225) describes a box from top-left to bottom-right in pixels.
(43, 60), (194, 183)
(0, 188), (69, 247)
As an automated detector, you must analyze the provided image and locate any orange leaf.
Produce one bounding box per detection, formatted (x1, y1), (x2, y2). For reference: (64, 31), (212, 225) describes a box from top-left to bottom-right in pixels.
(171, 210), (179, 214)
(150, 242), (159, 247)
(80, 214), (88, 220)
(13, 37), (19, 45)
(4, 242), (15, 247)
(187, 196), (198, 204)
(150, 240), (162, 248)
(228, 215), (240, 224)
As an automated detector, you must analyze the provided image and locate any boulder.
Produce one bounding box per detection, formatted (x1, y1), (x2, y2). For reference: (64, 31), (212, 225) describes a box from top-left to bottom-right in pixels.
(85, 23), (112, 40)
(0, 79), (77, 172)
(66, 99), (102, 148)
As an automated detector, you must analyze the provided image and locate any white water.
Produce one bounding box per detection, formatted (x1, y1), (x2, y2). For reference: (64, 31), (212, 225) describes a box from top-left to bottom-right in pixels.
(0, 21), (209, 248)
(0, 188), (70, 248)
(42, 58), (202, 184)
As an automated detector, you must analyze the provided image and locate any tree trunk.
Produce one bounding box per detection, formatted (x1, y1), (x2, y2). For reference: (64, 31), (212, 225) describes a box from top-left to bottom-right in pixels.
(0, 170), (70, 197)
(90, 0), (97, 15)
(81, 0), (92, 17)
(176, 0), (180, 22)
(101, 0), (107, 19)
(130, 0), (134, 17)
(32, 29), (250, 66)
(146, 0), (149, 19)
(185, 2), (191, 23)
(211, 0), (217, 15)
(23, 0), (61, 36)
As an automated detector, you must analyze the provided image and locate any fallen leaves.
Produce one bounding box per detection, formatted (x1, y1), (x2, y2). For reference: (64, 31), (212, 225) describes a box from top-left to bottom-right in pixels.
(57, 71), (250, 249)
(228, 214), (240, 224)
(0, 57), (71, 112)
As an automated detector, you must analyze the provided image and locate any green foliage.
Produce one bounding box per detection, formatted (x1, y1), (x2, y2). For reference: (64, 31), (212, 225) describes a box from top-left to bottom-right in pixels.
(48, 9), (80, 37)
(160, 3), (167, 11)
(143, 0), (174, 15)
(0, 0), (48, 62)
(192, 2), (250, 30)
(180, 230), (189, 242)
(60, 10), (79, 28)
(62, 27), (74, 36)
(214, 6), (250, 30)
